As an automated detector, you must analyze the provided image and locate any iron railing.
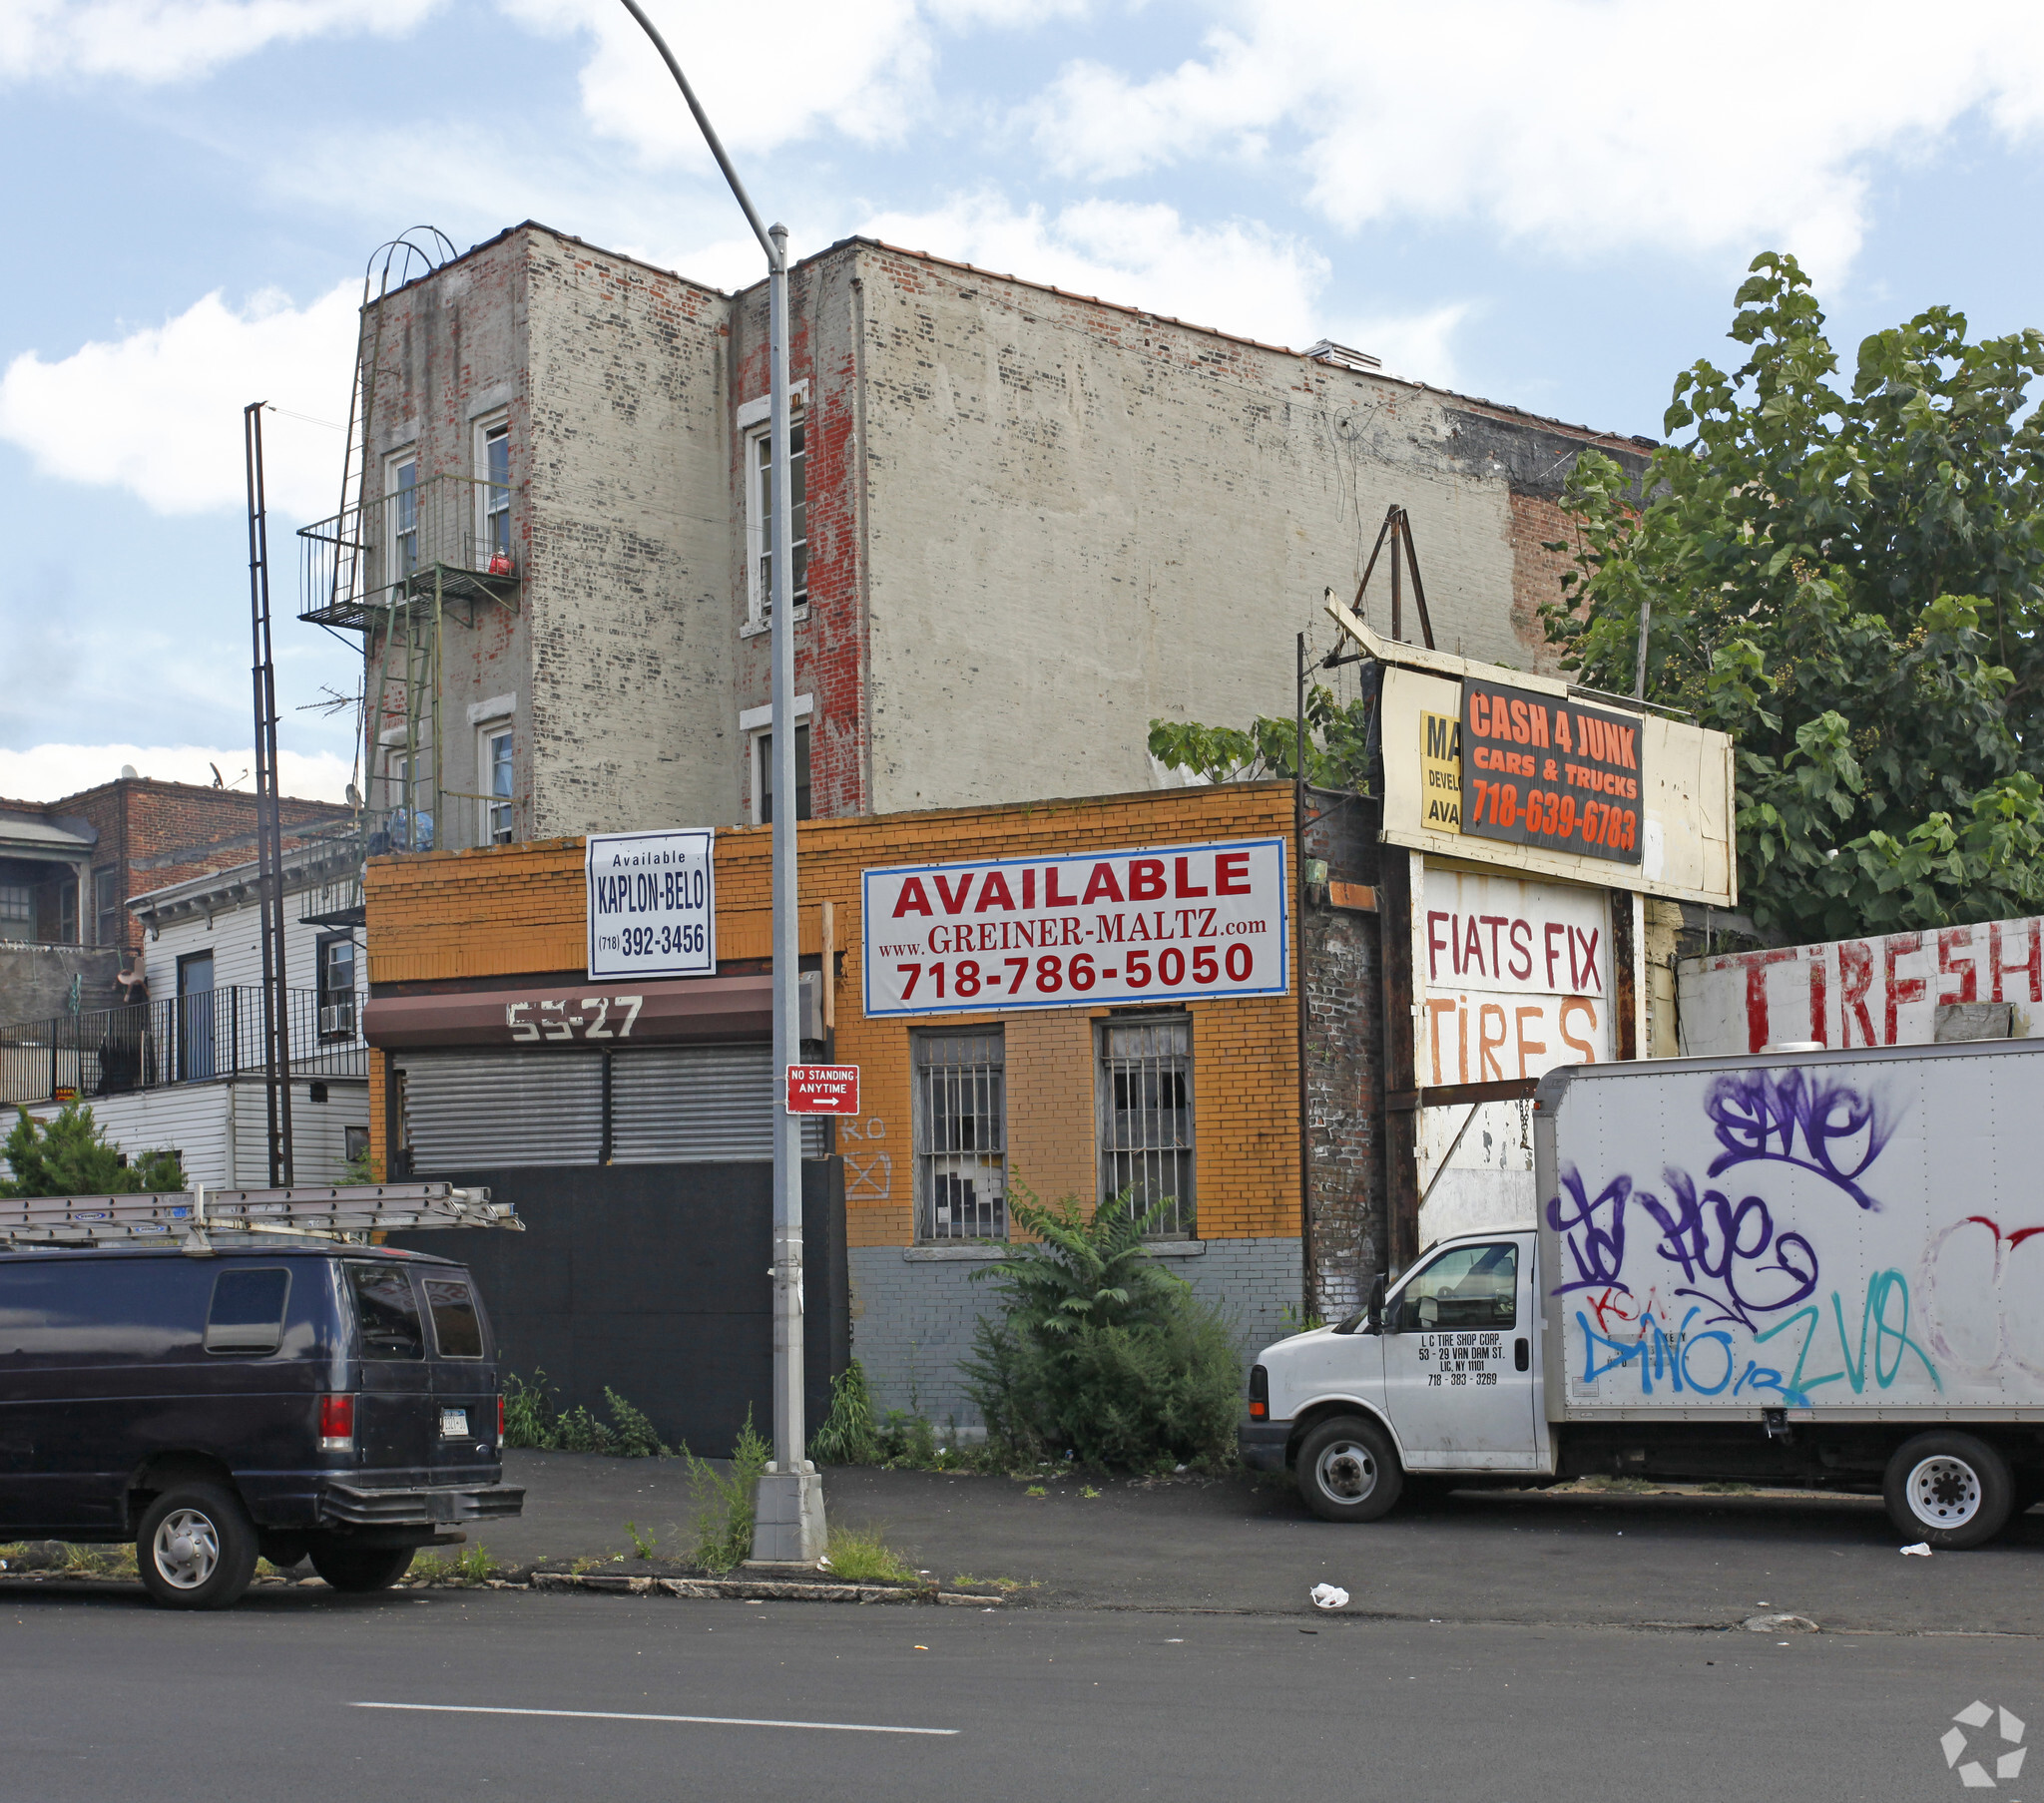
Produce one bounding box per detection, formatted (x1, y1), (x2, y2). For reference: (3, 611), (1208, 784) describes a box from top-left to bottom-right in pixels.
(298, 471), (520, 632)
(0, 986), (365, 1108)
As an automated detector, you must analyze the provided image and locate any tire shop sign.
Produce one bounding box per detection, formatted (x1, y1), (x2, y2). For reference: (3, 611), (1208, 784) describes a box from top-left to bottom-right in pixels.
(862, 838), (1289, 1019)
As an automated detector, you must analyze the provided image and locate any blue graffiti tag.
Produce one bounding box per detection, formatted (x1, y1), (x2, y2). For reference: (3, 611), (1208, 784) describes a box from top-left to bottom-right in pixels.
(1748, 1271), (1940, 1406)
(1702, 1068), (1897, 1210)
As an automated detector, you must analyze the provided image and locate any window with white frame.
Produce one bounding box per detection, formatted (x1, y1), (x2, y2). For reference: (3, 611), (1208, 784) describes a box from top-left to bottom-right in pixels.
(482, 726), (514, 844)
(914, 1030), (1006, 1240)
(745, 414), (806, 626)
(386, 450), (419, 585)
(476, 419), (511, 568)
(317, 934), (357, 1041)
(1098, 1016), (1195, 1236)
(751, 723), (810, 824)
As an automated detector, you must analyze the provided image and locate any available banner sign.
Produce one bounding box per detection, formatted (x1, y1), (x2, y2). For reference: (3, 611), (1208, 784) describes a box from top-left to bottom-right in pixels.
(586, 828), (716, 981)
(862, 838), (1288, 1019)
(1459, 679), (1644, 865)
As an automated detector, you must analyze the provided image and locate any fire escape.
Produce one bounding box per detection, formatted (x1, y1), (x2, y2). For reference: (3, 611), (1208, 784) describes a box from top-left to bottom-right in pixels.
(297, 228), (523, 857)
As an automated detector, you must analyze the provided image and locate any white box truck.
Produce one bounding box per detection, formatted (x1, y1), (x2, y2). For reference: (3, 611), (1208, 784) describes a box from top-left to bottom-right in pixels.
(1241, 1040), (2044, 1548)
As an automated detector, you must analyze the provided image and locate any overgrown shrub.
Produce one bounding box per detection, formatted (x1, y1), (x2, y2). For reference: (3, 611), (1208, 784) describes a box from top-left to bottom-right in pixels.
(961, 1184), (1243, 1470)
(685, 1411), (772, 1572)
(500, 1370), (672, 1457)
(1, 1104), (183, 1197)
(809, 1360), (882, 1465)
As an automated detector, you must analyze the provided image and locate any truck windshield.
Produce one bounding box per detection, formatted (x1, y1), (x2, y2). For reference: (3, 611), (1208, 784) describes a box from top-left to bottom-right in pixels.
(347, 1263), (425, 1360)
(1388, 1242), (1517, 1333)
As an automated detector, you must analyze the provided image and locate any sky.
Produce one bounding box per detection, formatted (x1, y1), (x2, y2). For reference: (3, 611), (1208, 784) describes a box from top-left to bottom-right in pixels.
(3, 0), (2044, 805)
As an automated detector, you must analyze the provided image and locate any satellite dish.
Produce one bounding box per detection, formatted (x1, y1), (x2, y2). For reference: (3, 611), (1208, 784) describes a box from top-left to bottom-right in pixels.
(120, 764), (139, 780)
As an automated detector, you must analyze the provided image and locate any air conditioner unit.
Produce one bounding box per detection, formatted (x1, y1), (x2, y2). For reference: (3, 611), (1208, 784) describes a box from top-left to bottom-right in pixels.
(319, 1002), (356, 1037)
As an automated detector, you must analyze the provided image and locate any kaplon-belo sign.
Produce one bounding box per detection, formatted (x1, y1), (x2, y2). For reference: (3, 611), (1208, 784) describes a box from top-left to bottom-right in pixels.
(1325, 599), (1736, 907)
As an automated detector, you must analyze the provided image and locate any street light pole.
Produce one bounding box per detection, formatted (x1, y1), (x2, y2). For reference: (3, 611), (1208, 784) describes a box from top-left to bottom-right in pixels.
(617, 0), (822, 1564)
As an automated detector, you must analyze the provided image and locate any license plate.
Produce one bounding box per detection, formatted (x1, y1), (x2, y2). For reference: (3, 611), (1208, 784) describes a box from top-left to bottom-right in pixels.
(440, 1408), (469, 1438)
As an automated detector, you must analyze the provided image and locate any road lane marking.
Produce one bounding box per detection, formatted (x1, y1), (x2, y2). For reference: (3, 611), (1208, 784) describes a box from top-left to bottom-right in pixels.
(349, 1701), (958, 1736)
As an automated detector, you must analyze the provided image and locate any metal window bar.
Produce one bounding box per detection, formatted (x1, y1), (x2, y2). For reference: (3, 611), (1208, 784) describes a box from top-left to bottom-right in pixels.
(0, 987), (367, 1108)
(913, 1031), (1006, 1241)
(1100, 1018), (1194, 1236)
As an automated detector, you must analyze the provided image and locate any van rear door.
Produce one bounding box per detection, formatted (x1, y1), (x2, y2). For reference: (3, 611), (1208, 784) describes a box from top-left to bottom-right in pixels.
(418, 1271), (498, 1480)
(343, 1261), (435, 1481)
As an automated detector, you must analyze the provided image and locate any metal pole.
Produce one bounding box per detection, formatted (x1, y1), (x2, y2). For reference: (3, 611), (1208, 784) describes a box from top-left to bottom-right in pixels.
(1635, 596), (1653, 699)
(246, 402), (293, 1184)
(616, 0), (821, 1565)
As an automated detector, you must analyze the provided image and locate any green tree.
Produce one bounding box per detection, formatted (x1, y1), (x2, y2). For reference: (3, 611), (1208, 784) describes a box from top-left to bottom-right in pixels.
(1541, 252), (2044, 940)
(1149, 682), (1375, 790)
(0, 1104), (185, 1197)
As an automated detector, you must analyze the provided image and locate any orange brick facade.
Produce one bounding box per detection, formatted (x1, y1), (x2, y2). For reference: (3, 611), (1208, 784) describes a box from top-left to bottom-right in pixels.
(366, 781), (1302, 1249)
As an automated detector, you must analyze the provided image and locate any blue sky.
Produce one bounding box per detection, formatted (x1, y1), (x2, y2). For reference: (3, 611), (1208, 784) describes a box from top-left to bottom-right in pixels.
(3, 0), (2043, 803)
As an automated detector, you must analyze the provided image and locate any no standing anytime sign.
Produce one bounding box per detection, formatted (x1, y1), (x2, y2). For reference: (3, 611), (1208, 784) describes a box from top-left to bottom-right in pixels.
(862, 838), (1289, 1020)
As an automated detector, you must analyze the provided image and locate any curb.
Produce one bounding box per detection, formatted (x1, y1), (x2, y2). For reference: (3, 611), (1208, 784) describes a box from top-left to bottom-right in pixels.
(527, 1573), (999, 1606)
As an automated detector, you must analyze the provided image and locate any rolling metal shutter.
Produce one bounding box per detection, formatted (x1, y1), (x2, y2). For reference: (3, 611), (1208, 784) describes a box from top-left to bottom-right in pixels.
(399, 1051), (605, 1171)
(611, 1045), (824, 1162)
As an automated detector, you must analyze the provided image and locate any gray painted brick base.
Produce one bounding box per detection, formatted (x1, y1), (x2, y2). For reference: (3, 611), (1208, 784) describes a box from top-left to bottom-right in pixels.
(846, 1236), (1304, 1431)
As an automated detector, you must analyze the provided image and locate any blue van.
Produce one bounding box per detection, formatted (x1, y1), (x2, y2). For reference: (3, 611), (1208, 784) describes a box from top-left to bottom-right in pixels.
(0, 1242), (522, 1608)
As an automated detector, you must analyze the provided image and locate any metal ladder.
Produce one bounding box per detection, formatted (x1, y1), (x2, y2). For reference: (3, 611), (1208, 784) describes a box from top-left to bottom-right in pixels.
(0, 1182), (521, 1251)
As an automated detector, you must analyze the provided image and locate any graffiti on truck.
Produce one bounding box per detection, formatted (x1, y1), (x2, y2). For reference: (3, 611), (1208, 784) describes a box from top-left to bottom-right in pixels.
(1549, 1070), (1946, 1400)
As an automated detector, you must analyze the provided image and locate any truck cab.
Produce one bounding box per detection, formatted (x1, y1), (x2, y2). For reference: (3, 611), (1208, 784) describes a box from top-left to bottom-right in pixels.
(1242, 1229), (1550, 1520)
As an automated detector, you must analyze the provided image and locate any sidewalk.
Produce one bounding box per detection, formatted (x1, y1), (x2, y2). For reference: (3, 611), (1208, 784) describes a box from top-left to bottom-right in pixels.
(488, 1451), (2044, 1635)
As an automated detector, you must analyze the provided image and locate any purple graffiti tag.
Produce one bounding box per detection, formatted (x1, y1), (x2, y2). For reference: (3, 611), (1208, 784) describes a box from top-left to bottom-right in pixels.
(1546, 1168), (1633, 1297)
(1630, 1168), (1820, 1331)
(1703, 1067), (1897, 1210)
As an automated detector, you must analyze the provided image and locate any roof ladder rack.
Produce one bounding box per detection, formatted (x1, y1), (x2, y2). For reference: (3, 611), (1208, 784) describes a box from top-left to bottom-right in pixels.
(0, 1182), (520, 1252)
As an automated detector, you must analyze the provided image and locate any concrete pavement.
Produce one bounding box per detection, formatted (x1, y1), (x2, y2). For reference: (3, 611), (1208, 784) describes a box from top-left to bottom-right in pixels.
(480, 1451), (2044, 1635)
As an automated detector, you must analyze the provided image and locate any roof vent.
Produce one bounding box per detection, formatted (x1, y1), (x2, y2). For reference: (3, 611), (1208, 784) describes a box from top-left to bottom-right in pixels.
(1304, 339), (1382, 373)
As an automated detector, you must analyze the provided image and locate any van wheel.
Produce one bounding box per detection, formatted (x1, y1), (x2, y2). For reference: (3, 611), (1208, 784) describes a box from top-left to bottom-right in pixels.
(1884, 1433), (2014, 1550)
(1297, 1416), (1403, 1523)
(137, 1484), (258, 1610)
(309, 1543), (417, 1592)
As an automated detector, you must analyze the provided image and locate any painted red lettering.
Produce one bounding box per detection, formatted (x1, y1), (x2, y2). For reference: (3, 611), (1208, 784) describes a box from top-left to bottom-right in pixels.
(1174, 856), (1209, 899)
(1215, 851), (1252, 895)
(1884, 932), (1926, 1043)
(1129, 859), (1166, 901)
(1082, 863), (1124, 904)
(892, 878), (933, 919)
(1937, 926), (1977, 1005)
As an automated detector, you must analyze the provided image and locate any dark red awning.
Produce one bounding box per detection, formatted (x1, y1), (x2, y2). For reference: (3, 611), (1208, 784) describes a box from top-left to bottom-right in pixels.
(363, 975), (771, 1050)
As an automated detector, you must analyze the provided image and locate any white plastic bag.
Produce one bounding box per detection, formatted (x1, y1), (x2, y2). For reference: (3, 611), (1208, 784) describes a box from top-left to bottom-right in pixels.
(1310, 1582), (1349, 1609)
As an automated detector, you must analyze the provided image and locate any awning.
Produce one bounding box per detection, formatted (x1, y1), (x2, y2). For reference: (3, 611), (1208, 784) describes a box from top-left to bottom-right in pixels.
(364, 974), (774, 1050)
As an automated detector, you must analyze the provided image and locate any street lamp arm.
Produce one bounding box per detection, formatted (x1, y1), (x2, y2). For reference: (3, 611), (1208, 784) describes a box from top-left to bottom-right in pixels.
(614, 0), (782, 270)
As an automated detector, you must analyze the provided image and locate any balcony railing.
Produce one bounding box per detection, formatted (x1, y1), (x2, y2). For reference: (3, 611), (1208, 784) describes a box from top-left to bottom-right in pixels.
(0, 987), (366, 1108)
(298, 471), (521, 632)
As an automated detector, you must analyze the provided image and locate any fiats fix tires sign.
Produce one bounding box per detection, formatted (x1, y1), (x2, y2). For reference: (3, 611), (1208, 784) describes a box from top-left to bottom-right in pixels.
(862, 838), (1288, 1019)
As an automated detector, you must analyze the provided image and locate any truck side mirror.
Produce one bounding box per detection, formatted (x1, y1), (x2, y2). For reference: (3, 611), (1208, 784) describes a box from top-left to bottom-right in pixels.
(1366, 1273), (1387, 1335)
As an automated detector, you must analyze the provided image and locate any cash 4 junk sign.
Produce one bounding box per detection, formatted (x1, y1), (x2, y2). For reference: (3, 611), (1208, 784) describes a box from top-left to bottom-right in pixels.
(863, 838), (1288, 1019)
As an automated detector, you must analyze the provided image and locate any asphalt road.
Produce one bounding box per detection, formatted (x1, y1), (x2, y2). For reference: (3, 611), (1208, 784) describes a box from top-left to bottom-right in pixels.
(2, 1585), (2035, 1803)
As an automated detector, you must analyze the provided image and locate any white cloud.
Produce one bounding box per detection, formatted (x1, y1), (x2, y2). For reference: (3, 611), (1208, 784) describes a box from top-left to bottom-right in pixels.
(1027, 0), (2044, 279)
(0, 0), (439, 84)
(0, 283), (358, 519)
(0, 744), (355, 805)
(856, 192), (1467, 383)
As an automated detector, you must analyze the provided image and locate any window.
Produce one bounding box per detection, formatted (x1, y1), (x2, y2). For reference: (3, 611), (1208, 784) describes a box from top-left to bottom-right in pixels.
(94, 865), (122, 947)
(346, 1262), (424, 1360)
(746, 415), (807, 625)
(317, 934), (356, 1041)
(482, 726), (514, 844)
(424, 1277), (484, 1358)
(753, 724), (811, 824)
(57, 878), (77, 946)
(0, 884), (29, 932)
(383, 750), (433, 852)
(205, 1267), (289, 1355)
(476, 419), (511, 567)
(1099, 1016), (1195, 1236)
(1386, 1242), (1518, 1334)
(343, 1124), (370, 1164)
(913, 1030), (1006, 1240)
(386, 451), (418, 585)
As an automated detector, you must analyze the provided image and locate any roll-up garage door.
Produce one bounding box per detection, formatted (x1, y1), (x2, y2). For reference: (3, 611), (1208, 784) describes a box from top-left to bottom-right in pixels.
(611, 1045), (824, 1162)
(400, 1051), (605, 1170)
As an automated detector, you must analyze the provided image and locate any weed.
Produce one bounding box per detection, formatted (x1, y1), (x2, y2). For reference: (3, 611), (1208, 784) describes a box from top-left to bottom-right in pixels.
(809, 1362), (882, 1465)
(685, 1410), (772, 1573)
(1699, 1481), (1759, 1496)
(1081, 1486), (1101, 1499)
(1024, 1485), (1048, 1497)
(454, 1545), (495, 1583)
(822, 1526), (915, 1583)
(409, 1552), (453, 1584)
(501, 1370), (672, 1457)
(625, 1521), (659, 1560)
(1278, 1301), (1326, 1335)
(570, 1555), (601, 1576)
(950, 1575), (1034, 1592)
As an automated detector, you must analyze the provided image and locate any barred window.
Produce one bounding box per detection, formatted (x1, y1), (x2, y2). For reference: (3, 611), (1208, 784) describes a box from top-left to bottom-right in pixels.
(1099, 1016), (1195, 1237)
(913, 1030), (1006, 1241)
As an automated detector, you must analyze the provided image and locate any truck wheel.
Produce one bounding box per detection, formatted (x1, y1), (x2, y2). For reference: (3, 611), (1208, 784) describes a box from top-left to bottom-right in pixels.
(308, 1543), (417, 1592)
(137, 1484), (259, 1610)
(1297, 1416), (1403, 1523)
(1884, 1433), (2014, 1550)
